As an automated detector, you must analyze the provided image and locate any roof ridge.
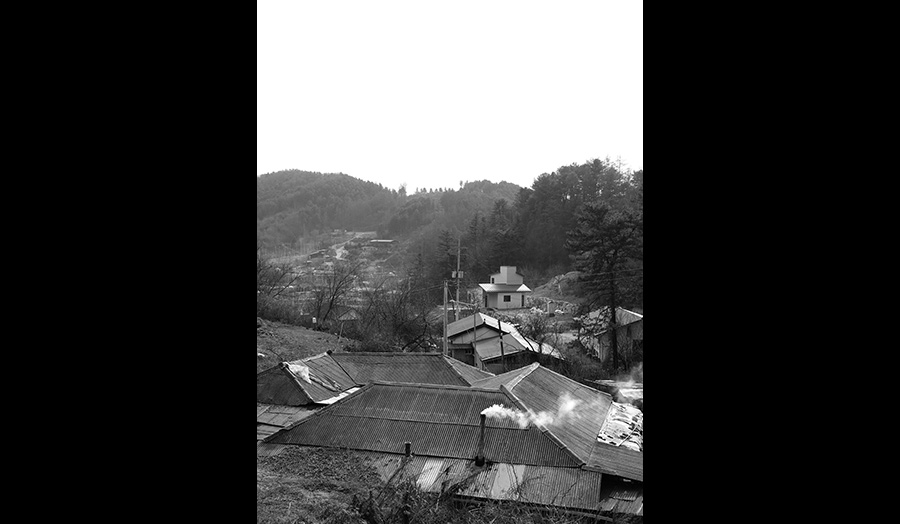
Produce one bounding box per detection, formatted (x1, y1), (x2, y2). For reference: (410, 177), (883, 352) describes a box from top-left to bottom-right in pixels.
(299, 352), (332, 362)
(504, 362), (540, 390)
(368, 380), (506, 393)
(278, 362), (314, 405)
(441, 355), (478, 386)
(333, 351), (443, 357)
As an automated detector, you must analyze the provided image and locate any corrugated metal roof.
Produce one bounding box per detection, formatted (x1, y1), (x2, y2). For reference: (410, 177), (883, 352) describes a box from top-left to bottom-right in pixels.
(258, 351), (490, 405)
(472, 336), (563, 361)
(266, 382), (581, 467)
(330, 352), (478, 386)
(475, 365), (643, 482)
(503, 366), (613, 464)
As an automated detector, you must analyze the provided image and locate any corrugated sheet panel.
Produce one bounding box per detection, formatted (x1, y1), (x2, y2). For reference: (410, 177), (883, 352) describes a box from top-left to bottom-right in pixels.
(516, 465), (603, 511)
(256, 404), (317, 427)
(457, 464), (499, 498)
(587, 441), (644, 482)
(266, 383), (581, 467)
(417, 458), (445, 489)
(508, 366), (612, 464)
(597, 479), (643, 515)
(302, 354), (357, 391)
(331, 353), (470, 386)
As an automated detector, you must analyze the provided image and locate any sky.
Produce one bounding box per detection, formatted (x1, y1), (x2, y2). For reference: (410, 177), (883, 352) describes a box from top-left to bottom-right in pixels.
(257, 0), (642, 192)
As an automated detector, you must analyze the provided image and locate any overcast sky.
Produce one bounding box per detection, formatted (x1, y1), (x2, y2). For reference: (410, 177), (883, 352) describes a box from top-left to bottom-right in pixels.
(257, 0), (642, 191)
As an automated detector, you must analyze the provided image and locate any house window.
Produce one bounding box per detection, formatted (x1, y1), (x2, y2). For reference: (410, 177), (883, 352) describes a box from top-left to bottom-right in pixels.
(491, 278), (495, 283)
(503, 295), (511, 302)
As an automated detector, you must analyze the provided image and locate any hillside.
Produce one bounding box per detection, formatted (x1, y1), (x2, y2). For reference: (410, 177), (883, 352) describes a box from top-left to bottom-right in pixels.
(257, 170), (523, 252)
(256, 318), (356, 373)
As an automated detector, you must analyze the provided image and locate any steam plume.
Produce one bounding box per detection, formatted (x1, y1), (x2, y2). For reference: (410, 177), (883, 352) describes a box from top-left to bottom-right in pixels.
(481, 393), (582, 429)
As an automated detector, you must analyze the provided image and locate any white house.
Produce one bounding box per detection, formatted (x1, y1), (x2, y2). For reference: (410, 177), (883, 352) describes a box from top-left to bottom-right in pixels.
(478, 266), (532, 310)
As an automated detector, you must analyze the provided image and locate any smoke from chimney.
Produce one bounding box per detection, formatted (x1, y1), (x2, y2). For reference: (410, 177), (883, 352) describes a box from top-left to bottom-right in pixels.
(480, 393), (583, 429)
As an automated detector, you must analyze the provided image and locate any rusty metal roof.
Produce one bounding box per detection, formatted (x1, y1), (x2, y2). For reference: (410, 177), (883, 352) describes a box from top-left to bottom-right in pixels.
(266, 382), (581, 467)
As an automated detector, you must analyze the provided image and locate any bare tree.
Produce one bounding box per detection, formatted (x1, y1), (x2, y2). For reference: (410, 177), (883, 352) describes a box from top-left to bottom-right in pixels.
(306, 260), (365, 327)
(257, 246), (302, 306)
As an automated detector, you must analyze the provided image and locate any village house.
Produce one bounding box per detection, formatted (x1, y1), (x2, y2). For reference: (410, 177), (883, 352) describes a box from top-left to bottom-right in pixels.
(445, 312), (563, 374)
(479, 266), (532, 310)
(576, 306), (644, 361)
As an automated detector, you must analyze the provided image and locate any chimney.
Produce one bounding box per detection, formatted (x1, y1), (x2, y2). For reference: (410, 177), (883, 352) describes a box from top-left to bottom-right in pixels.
(475, 414), (486, 466)
(404, 441), (411, 457)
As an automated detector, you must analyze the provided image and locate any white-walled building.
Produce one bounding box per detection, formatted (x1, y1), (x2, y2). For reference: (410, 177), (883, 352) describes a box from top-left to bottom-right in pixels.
(479, 266), (532, 310)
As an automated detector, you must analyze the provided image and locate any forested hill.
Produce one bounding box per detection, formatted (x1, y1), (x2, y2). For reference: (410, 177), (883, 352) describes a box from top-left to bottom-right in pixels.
(258, 160), (642, 309)
(257, 170), (398, 245)
(256, 170), (521, 249)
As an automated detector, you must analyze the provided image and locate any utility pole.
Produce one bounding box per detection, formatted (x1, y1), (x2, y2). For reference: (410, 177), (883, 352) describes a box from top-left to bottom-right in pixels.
(455, 237), (461, 322)
(499, 330), (506, 373)
(473, 309), (479, 369)
(609, 270), (618, 373)
(443, 280), (449, 356)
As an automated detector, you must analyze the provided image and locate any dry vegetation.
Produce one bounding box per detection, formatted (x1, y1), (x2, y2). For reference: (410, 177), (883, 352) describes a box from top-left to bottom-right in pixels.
(257, 318), (357, 373)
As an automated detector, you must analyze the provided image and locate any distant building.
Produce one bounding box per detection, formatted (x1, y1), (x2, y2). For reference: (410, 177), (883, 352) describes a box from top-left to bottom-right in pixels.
(479, 266), (532, 310)
(446, 312), (563, 374)
(576, 307), (643, 360)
